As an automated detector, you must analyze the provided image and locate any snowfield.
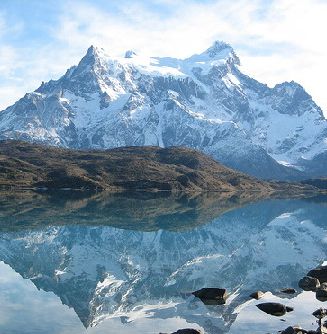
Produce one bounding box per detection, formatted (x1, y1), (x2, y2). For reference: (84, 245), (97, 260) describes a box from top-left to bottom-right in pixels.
(0, 41), (326, 179)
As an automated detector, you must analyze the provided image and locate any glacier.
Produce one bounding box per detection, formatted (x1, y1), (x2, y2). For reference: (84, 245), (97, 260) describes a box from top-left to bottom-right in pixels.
(0, 41), (326, 179)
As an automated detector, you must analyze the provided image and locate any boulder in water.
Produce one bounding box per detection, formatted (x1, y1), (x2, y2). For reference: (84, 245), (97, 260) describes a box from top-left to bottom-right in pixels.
(307, 266), (327, 283)
(171, 330), (202, 334)
(256, 302), (293, 316)
(281, 326), (306, 334)
(313, 308), (327, 319)
(316, 283), (327, 302)
(250, 291), (265, 299)
(280, 288), (296, 294)
(299, 276), (320, 291)
(192, 288), (227, 305)
(281, 326), (296, 334)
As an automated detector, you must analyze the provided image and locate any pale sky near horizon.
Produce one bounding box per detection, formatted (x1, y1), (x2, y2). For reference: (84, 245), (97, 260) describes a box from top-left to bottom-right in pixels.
(0, 0), (326, 116)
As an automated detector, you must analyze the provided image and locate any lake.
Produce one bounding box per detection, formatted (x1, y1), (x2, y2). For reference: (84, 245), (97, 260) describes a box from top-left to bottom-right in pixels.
(0, 191), (326, 334)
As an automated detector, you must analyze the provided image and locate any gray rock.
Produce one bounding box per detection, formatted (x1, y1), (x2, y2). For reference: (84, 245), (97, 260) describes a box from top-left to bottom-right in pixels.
(299, 276), (321, 291)
(256, 302), (293, 317)
(286, 306), (294, 312)
(293, 325), (307, 333)
(282, 326), (306, 334)
(192, 288), (227, 305)
(280, 288), (296, 294)
(317, 325), (327, 334)
(250, 291), (265, 299)
(316, 283), (327, 302)
(308, 266), (327, 284)
(313, 308), (327, 319)
(171, 330), (202, 334)
(282, 326), (297, 334)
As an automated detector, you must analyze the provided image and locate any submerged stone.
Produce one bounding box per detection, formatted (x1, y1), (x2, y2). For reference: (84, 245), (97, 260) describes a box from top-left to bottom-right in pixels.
(313, 308), (327, 319)
(308, 266), (327, 284)
(171, 330), (202, 334)
(192, 288), (227, 305)
(299, 276), (321, 291)
(250, 291), (265, 299)
(256, 302), (293, 316)
(281, 325), (307, 334)
(281, 288), (296, 294)
(316, 283), (327, 302)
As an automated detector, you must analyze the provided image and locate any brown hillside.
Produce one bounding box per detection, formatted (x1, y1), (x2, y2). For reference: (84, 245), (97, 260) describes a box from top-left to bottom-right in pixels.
(0, 140), (319, 195)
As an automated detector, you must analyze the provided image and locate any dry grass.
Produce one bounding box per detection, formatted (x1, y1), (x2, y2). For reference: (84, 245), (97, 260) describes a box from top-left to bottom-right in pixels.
(0, 140), (320, 196)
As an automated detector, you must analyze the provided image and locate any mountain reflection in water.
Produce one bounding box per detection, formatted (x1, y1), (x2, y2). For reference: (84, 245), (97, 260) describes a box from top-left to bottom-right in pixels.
(0, 191), (326, 334)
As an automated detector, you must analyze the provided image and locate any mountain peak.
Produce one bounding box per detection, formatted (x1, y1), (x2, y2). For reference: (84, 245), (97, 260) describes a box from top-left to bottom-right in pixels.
(186, 40), (240, 66)
(206, 40), (232, 57)
(1, 40), (326, 180)
(72, 45), (109, 77)
(205, 40), (240, 65)
(125, 50), (137, 58)
(84, 45), (107, 59)
(86, 45), (97, 55)
(273, 80), (308, 97)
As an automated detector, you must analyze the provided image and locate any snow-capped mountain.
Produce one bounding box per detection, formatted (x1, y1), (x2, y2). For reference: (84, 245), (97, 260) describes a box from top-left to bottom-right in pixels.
(0, 41), (326, 179)
(0, 196), (326, 333)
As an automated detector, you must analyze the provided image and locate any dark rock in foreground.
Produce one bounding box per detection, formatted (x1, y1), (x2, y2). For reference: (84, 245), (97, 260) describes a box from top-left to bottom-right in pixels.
(313, 308), (327, 319)
(316, 283), (327, 302)
(250, 291), (265, 300)
(192, 288), (228, 305)
(307, 266), (327, 284)
(256, 302), (293, 316)
(281, 326), (295, 334)
(281, 326), (305, 334)
(299, 276), (321, 291)
(277, 270), (327, 334)
(280, 288), (296, 294)
(171, 330), (202, 334)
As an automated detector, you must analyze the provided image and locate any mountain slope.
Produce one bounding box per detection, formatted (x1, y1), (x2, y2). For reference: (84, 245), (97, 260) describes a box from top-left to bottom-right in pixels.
(0, 41), (326, 179)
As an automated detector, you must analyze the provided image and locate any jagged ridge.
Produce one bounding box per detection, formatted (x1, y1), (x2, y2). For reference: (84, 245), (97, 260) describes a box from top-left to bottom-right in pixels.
(0, 41), (326, 180)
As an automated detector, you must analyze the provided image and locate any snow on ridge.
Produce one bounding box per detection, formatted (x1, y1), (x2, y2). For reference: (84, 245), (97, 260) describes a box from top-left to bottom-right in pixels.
(0, 40), (326, 179)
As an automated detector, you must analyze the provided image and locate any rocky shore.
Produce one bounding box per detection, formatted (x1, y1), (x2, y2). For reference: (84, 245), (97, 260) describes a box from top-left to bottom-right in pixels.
(165, 264), (327, 334)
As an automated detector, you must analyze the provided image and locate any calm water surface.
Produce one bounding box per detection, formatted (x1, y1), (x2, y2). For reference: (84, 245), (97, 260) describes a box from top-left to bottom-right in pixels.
(0, 191), (326, 334)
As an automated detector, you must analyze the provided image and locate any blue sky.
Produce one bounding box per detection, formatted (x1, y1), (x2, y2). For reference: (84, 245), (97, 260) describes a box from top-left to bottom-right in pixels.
(0, 0), (327, 115)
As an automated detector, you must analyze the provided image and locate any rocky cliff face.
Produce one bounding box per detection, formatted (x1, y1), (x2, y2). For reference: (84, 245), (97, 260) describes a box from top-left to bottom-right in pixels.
(0, 41), (326, 179)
